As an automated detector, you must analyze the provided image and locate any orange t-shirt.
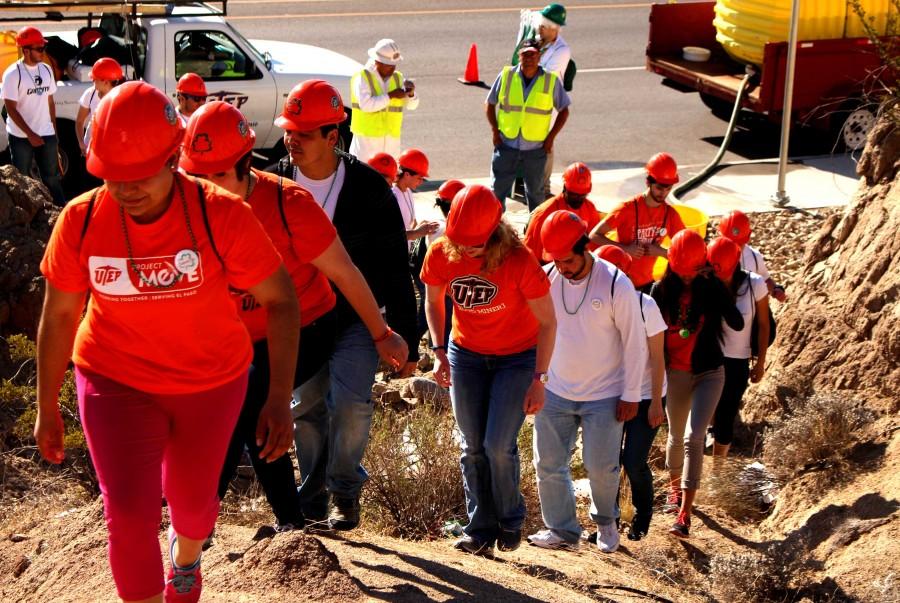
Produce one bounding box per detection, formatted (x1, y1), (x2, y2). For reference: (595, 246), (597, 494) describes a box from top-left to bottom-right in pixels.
(523, 194), (601, 262)
(420, 239), (550, 356)
(235, 171), (337, 339)
(601, 194), (686, 287)
(40, 175), (283, 394)
(663, 291), (704, 372)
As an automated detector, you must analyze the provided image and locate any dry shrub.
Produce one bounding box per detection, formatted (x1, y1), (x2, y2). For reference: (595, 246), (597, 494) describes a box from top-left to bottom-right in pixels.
(708, 544), (804, 603)
(763, 393), (875, 481)
(362, 401), (465, 539)
(703, 457), (780, 521)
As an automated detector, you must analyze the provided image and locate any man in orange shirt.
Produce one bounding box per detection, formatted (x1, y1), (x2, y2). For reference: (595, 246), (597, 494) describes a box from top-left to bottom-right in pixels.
(588, 152), (686, 292)
(523, 162), (599, 263)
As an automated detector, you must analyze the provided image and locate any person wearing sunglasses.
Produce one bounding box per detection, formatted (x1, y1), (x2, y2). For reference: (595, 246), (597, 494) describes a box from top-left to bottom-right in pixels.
(1, 26), (66, 205)
(175, 72), (207, 126)
(589, 152), (687, 293)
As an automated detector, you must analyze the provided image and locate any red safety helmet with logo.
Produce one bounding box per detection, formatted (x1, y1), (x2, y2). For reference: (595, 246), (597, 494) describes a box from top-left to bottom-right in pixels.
(445, 184), (502, 247)
(718, 210), (751, 247)
(16, 26), (44, 48)
(645, 152), (679, 185)
(541, 210), (587, 262)
(437, 179), (465, 202)
(180, 101), (256, 175)
(367, 152), (397, 180)
(596, 245), (633, 274)
(707, 237), (742, 281)
(87, 81), (185, 181)
(667, 229), (707, 278)
(90, 57), (124, 82)
(563, 162), (592, 195)
(274, 79), (347, 132)
(176, 72), (207, 98)
(398, 148), (429, 177)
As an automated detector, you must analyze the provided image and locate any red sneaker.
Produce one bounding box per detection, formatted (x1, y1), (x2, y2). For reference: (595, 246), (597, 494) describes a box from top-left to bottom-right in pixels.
(165, 527), (203, 603)
(664, 481), (682, 514)
(669, 512), (691, 539)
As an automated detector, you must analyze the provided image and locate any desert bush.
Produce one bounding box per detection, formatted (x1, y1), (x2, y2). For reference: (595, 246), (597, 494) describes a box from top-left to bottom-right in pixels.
(704, 457), (780, 521)
(708, 544), (805, 603)
(362, 401), (465, 539)
(762, 393), (875, 482)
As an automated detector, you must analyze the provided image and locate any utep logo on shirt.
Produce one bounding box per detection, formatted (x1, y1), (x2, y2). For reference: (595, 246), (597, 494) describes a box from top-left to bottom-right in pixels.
(88, 254), (203, 296)
(450, 276), (498, 310)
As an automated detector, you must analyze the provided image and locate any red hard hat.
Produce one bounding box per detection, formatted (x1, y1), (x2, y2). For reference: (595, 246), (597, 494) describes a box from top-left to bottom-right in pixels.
(180, 101), (256, 175)
(718, 210), (751, 246)
(16, 26), (44, 48)
(90, 57), (124, 82)
(275, 79), (347, 132)
(437, 179), (465, 202)
(540, 210), (587, 262)
(368, 152), (397, 180)
(667, 229), (707, 278)
(563, 162), (592, 195)
(87, 81), (184, 181)
(646, 152), (679, 185)
(707, 237), (742, 281)
(176, 73), (207, 97)
(445, 184), (502, 247)
(398, 148), (429, 177)
(596, 245), (633, 274)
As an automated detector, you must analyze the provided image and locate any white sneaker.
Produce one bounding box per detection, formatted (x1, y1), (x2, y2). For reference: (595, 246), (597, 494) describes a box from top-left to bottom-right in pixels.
(596, 522), (620, 553)
(527, 529), (580, 551)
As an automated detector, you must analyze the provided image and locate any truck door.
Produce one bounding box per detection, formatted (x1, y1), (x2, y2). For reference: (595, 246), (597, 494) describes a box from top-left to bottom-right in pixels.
(164, 23), (276, 146)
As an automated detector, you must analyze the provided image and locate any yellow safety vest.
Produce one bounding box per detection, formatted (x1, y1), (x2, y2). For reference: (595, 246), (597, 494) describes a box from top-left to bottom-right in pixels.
(495, 66), (556, 143)
(349, 68), (405, 138)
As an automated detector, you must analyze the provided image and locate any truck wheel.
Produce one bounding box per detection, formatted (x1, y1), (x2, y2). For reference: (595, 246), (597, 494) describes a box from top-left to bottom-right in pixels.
(838, 102), (876, 152)
(57, 121), (87, 197)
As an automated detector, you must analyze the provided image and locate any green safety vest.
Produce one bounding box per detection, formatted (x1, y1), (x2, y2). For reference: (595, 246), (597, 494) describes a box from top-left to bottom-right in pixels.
(495, 66), (556, 143)
(349, 68), (406, 138)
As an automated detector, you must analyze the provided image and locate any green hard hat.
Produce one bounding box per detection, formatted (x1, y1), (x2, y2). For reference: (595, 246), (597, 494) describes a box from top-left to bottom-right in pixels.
(540, 3), (567, 26)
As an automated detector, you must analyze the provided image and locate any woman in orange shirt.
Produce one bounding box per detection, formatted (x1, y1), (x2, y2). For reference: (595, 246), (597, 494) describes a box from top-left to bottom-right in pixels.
(421, 184), (556, 557)
(34, 82), (299, 603)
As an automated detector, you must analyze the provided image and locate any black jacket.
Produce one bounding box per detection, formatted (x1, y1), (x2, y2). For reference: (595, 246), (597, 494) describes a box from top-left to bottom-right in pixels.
(274, 153), (419, 361)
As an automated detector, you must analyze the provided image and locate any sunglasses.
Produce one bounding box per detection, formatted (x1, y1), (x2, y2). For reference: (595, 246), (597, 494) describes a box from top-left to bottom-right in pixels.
(25, 46), (46, 52)
(177, 92), (205, 102)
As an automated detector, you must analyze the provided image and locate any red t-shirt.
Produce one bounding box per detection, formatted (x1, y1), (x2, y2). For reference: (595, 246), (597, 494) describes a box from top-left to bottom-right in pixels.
(235, 171), (337, 339)
(40, 175), (283, 394)
(602, 194), (686, 287)
(420, 239), (550, 355)
(523, 194), (601, 262)
(663, 290), (703, 372)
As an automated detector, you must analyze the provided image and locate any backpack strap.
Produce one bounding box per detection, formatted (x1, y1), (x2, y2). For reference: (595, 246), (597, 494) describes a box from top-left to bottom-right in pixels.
(80, 187), (100, 241)
(195, 178), (225, 268)
(637, 290), (646, 323)
(752, 248), (759, 271)
(610, 266), (619, 299)
(15, 62), (22, 93)
(276, 174), (292, 239)
(661, 203), (670, 237)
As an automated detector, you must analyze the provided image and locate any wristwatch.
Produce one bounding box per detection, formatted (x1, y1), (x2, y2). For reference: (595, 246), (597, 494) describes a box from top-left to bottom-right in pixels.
(533, 372), (549, 384)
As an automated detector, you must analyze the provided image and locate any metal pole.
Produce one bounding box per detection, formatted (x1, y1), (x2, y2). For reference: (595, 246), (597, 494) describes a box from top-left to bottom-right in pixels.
(772, 0), (800, 206)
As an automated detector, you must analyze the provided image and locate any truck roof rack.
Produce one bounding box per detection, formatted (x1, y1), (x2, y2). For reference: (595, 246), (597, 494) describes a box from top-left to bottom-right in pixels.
(0, 0), (226, 21)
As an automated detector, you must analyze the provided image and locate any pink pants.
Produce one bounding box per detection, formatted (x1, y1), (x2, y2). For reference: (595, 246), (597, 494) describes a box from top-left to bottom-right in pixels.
(76, 368), (247, 601)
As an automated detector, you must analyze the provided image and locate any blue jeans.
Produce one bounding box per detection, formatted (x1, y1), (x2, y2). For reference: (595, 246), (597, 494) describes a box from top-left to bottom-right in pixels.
(8, 133), (66, 205)
(490, 144), (547, 211)
(621, 397), (665, 532)
(291, 321), (378, 516)
(533, 390), (622, 542)
(448, 342), (535, 541)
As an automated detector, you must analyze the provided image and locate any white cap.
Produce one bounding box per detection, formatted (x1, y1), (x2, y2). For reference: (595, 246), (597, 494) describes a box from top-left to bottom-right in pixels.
(367, 38), (403, 66)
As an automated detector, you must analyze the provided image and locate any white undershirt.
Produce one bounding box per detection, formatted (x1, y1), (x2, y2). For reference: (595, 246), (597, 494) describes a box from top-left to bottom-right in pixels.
(292, 161), (346, 221)
(722, 272), (769, 359)
(740, 244), (770, 280)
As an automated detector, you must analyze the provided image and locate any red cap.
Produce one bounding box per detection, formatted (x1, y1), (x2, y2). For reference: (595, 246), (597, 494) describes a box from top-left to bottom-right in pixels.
(176, 72), (207, 97)
(596, 245), (633, 273)
(180, 101), (256, 175)
(540, 210), (587, 262)
(718, 210), (751, 246)
(445, 184), (502, 247)
(563, 162), (592, 195)
(87, 81), (184, 181)
(90, 57), (124, 82)
(707, 237), (742, 281)
(275, 79), (347, 132)
(646, 152), (679, 185)
(398, 148), (429, 177)
(668, 229), (707, 278)
(16, 26), (44, 48)
(367, 152), (397, 180)
(437, 179), (465, 202)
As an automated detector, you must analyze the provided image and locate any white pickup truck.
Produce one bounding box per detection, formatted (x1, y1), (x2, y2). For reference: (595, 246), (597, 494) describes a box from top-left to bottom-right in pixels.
(0, 0), (362, 191)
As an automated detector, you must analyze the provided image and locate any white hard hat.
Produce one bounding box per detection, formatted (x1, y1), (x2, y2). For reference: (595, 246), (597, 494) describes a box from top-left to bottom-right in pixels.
(367, 38), (403, 66)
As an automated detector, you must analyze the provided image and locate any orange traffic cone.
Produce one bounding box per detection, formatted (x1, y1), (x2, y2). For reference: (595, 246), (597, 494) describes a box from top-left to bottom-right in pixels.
(457, 43), (486, 87)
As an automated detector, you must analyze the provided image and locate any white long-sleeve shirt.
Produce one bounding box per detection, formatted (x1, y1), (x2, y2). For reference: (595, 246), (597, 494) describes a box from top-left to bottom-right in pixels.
(546, 257), (646, 403)
(352, 63), (419, 113)
(540, 34), (571, 80)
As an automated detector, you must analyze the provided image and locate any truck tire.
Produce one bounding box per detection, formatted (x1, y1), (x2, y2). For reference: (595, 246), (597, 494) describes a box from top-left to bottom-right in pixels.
(699, 91), (737, 121)
(834, 99), (877, 152)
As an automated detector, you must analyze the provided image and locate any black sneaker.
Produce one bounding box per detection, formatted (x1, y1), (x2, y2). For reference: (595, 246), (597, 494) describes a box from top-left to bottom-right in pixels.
(454, 535), (495, 558)
(496, 528), (521, 552)
(628, 517), (649, 541)
(328, 496), (360, 531)
(669, 512), (691, 539)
